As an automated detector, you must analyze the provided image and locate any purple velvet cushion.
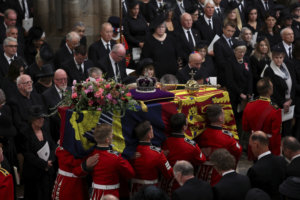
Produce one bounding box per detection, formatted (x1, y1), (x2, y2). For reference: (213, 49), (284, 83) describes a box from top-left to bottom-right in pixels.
(130, 88), (175, 102)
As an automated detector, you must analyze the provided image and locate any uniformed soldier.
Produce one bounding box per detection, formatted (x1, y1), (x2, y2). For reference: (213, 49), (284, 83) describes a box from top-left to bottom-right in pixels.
(130, 121), (173, 196)
(243, 78), (282, 160)
(161, 113), (206, 194)
(0, 147), (14, 200)
(90, 123), (135, 199)
(195, 104), (242, 186)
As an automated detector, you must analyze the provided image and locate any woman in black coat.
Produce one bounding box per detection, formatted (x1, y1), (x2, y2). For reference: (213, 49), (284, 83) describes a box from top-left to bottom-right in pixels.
(23, 105), (56, 200)
(262, 45), (296, 137)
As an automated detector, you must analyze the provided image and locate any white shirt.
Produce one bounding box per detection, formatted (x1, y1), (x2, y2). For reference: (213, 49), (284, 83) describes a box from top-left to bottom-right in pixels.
(291, 154), (300, 161)
(19, 0), (30, 19)
(74, 58), (84, 72)
(183, 27), (195, 47)
(215, 6), (222, 14)
(4, 53), (14, 65)
(156, 0), (163, 8)
(222, 170), (235, 176)
(222, 34), (233, 47)
(65, 43), (73, 54)
(283, 41), (293, 58)
(204, 15), (213, 29)
(261, 0), (269, 10)
(101, 38), (111, 51)
(55, 85), (64, 99)
(177, 0), (185, 13)
(258, 151), (271, 160)
(109, 54), (119, 81)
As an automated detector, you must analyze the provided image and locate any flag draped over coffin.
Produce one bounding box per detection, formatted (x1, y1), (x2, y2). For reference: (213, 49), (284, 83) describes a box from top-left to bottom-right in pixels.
(59, 88), (236, 158)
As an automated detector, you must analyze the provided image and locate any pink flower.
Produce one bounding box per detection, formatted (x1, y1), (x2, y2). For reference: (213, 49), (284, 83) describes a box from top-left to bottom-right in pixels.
(112, 99), (118, 105)
(94, 89), (103, 98)
(126, 92), (132, 97)
(88, 85), (93, 90)
(106, 93), (112, 100)
(105, 84), (111, 89)
(88, 100), (94, 106)
(72, 92), (78, 99)
(96, 107), (102, 111)
(96, 78), (104, 82)
(72, 80), (77, 86)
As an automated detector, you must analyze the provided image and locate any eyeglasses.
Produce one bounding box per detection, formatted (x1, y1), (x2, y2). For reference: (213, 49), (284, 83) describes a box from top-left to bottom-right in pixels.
(6, 45), (18, 48)
(55, 78), (68, 82)
(21, 81), (33, 85)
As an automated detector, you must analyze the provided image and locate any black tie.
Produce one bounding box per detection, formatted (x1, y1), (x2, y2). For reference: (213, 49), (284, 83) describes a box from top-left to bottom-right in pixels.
(60, 90), (65, 99)
(106, 43), (110, 53)
(78, 64), (83, 73)
(228, 38), (233, 48)
(264, 1), (269, 11)
(208, 19), (212, 30)
(217, 8), (221, 17)
(187, 30), (194, 48)
(289, 47), (292, 59)
(159, 2), (163, 8)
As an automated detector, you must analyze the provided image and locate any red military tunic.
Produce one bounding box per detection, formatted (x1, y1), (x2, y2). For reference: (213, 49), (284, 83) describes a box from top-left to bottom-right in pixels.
(161, 133), (206, 193)
(0, 167), (14, 200)
(195, 125), (242, 186)
(52, 147), (89, 200)
(243, 97), (282, 158)
(130, 142), (173, 195)
(90, 146), (135, 199)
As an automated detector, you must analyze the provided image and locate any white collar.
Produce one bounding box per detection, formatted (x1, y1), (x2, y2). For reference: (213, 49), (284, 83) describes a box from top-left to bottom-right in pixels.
(291, 154), (300, 161)
(4, 52), (14, 62)
(182, 27), (191, 32)
(215, 6), (221, 10)
(74, 57), (82, 69)
(204, 15), (213, 24)
(55, 85), (64, 94)
(283, 41), (292, 50)
(222, 34), (231, 41)
(3, 22), (7, 30)
(222, 169), (235, 176)
(258, 151), (271, 160)
(101, 38), (110, 46)
(65, 43), (73, 54)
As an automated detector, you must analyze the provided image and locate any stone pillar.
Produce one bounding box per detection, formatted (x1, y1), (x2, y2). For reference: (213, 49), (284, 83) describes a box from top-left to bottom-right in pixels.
(34, 0), (50, 32)
(112, 0), (121, 17)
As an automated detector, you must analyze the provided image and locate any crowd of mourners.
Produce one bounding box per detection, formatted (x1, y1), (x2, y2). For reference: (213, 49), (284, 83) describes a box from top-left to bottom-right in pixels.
(1, 0), (300, 200)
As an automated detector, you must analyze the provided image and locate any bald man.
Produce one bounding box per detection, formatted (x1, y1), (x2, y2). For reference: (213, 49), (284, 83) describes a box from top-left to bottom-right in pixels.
(276, 27), (294, 62)
(97, 43), (127, 82)
(88, 22), (116, 65)
(247, 131), (286, 200)
(42, 69), (69, 142)
(176, 52), (204, 84)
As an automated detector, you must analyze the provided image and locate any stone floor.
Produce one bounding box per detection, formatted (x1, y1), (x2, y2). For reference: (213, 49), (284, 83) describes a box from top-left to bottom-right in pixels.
(236, 152), (253, 175)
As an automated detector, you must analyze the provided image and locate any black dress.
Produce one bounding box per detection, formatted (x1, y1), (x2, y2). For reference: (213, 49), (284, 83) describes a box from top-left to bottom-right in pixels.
(141, 34), (178, 78)
(23, 125), (56, 200)
(245, 22), (262, 34)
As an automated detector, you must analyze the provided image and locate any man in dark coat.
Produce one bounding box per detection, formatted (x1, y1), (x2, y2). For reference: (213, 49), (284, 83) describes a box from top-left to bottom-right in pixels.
(282, 136), (300, 178)
(276, 27), (294, 63)
(247, 131), (287, 200)
(62, 45), (93, 86)
(88, 22), (116, 66)
(97, 43), (127, 82)
(210, 148), (251, 200)
(172, 160), (213, 200)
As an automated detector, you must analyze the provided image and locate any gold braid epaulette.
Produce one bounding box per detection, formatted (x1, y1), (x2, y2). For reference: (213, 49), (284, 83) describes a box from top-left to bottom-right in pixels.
(0, 167), (10, 176)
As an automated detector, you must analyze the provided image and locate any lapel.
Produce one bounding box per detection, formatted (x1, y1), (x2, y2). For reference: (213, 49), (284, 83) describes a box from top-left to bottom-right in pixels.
(106, 56), (115, 78)
(50, 85), (61, 103)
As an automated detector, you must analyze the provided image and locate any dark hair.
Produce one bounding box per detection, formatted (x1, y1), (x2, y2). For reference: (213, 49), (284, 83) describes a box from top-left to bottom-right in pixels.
(223, 22), (236, 29)
(250, 132), (269, 146)
(257, 77), (272, 96)
(7, 58), (25, 81)
(170, 113), (186, 133)
(245, 7), (258, 23)
(74, 45), (87, 55)
(206, 104), (223, 123)
(210, 148), (236, 171)
(128, 0), (139, 10)
(134, 121), (152, 140)
(93, 123), (112, 144)
(28, 26), (44, 41)
(282, 136), (300, 152)
(131, 185), (169, 200)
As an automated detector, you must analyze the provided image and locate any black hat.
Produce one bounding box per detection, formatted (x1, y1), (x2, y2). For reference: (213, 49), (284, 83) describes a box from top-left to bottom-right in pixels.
(36, 64), (54, 78)
(275, 4), (285, 12)
(232, 40), (246, 49)
(245, 188), (271, 200)
(271, 44), (285, 53)
(280, 9), (293, 20)
(28, 105), (46, 120)
(256, 35), (266, 43)
(149, 15), (166, 33)
(40, 45), (54, 63)
(28, 26), (44, 41)
(291, 3), (300, 12)
(224, 1), (239, 15)
(108, 16), (120, 29)
(137, 58), (154, 75)
(279, 176), (300, 199)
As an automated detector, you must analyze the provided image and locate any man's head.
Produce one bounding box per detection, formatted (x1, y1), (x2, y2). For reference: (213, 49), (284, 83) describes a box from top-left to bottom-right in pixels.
(54, 69), (68, 90)
(4, 9), (17, 27)
(281, 28), (294, 45)
(188, 52), (203, 70)
(6, 26), (18, 39)
(173, 160), (194, 186)
(223, 22), (236, 38)
(206, 104), (224, 125)
(88, 67), (103, 80)
(134, 121), (153, 141)
(100, 22), (113, 43)
(66, 31), (80, 51)
(249, 131), (269, 158)
(210, 148), (236, 174)
(72, 22), (85, 39)
(16, 74), (33, 97)
(181, 13), (193, 29)
(204, 0), (215, 18)
(110, 44), (126, 63)
(3, 37), (18, 58)
(170, 113), (187, 133)
(74, 45), (87, 65)
(282, 136), (300, 160)
(93, 123), (113, 145)
(257, 78), (273, 97)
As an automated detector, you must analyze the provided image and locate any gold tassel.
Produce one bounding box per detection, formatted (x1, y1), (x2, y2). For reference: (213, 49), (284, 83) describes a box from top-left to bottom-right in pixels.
(140, 101), (148, 112)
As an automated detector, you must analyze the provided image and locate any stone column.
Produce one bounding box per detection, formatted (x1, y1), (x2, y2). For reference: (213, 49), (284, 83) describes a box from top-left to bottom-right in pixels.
(112, 0), (121, 17)
(34, 0), (50, 32)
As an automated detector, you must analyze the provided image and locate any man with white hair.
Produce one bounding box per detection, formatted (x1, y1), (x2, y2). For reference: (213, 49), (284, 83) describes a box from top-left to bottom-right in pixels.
(194, 0), (222, 44)
(53, 31), (80, 69)
(0, 37), (19, 78)
(277, 27), (294, 62)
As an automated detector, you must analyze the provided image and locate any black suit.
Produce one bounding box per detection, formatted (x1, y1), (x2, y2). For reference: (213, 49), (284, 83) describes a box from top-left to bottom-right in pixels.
(0, 53), (10, 79)
(172, 178), (213, 200)
(176, 65), (204, 84)
(5, 0), (34, 25)
(287, 156), (300, 177)
(194, 16), (222, 44)
(88, 39), (116, 66)
(213, 171), (251, 200)
(175, 27), (201, 65)
(172, 0), (192, 23)
(276, 41), (293, 63)
(0, 22), (24, 46)
(247, 153), (286, 200)
(53, 44), (73, 70)
(213, 7), (225, 23)
(97, 55), (127, 82)
(62, 58), (93, 86)
(213, 36), (237, 87)
(254, 0), (275, 22)
(42, 85), (65, 142)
